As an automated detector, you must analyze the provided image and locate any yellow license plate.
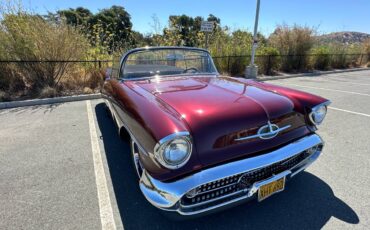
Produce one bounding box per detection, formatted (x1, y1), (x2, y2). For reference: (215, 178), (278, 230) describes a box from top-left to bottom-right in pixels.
(258, 177), (286, 201)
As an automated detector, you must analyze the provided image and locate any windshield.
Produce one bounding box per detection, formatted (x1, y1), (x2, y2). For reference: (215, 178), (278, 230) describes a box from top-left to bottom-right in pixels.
(121, 48), (217, 79)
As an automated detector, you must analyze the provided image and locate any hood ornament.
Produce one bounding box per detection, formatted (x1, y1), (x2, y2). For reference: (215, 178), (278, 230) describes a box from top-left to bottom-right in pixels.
(235, 121), (291, 141)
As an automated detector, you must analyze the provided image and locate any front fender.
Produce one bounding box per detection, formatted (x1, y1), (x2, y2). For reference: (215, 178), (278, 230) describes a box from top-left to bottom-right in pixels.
(234, 79), (329, 113)
(104, 79), (201, 181)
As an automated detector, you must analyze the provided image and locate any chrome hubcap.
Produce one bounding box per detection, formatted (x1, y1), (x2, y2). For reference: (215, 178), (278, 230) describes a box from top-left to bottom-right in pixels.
(131, 139), (143, 178)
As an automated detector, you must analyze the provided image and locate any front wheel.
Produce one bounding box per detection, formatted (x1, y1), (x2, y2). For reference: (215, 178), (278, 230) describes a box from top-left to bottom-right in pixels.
(130, 139), (143, 179)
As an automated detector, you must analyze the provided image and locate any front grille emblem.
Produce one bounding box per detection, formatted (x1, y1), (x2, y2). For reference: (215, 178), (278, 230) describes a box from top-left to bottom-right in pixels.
(257, 121), (280, 140)
(238, 173), (252, 191)
(234, 121), (291, 142)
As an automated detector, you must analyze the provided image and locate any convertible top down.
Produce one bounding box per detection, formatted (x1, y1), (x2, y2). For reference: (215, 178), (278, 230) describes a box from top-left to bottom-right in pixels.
(102, 46), (330, 216)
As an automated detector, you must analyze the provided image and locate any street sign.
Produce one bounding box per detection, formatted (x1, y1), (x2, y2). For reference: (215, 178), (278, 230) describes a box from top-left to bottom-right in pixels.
(200, 21), (214, 32)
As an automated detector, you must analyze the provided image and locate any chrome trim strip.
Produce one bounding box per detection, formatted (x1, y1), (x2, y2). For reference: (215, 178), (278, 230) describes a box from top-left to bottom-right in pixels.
(195, 181), (238, 196)
(180, 190), (244, 209)
(139, 134), (323, 214)
(178, 189), (254, 215)
(157, 131), (191, 145)
(234, 124), (291, 141)
(120, 73), (219, 82)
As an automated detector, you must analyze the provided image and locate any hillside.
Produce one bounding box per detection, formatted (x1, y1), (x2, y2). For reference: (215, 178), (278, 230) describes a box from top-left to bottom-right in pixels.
(317, 32), (370, 44)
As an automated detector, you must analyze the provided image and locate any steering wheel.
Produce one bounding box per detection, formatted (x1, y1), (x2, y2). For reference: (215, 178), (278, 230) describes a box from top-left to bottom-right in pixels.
(183, 67), (199, 73)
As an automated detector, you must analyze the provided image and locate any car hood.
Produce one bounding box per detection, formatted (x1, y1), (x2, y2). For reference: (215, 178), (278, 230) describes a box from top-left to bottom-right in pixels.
(135, 75), (310, 168)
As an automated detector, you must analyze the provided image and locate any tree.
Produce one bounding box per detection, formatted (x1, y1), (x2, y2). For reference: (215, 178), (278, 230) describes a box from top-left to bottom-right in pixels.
(57, 7), (92, 26)
(54, 6), (134, 52)
(164, 14), (221, 47)
(168, 15), (195, 46)
(88, 6), (133, 52)
(207, 14), (220, 25)
(131, 31), (152, 47)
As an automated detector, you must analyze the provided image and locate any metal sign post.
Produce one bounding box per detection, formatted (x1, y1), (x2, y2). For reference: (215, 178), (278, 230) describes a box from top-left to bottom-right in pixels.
(201, 21), (214, 49)
(205, 33), (209, 49)
(246, 0), (261, 79)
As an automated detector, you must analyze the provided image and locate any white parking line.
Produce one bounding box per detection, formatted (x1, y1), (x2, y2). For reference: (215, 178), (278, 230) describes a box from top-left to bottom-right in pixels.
(329, 106), (370, 118)
(280, 83), (370, 97)
(301, 78), (370, 86)
(86, 100), (117, 230)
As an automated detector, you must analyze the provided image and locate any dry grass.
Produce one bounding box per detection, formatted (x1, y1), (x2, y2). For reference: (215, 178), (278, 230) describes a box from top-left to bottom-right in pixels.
(58, 64), (104, 93)
(0, 90), (10, 101)
(39, 86), (57, 98)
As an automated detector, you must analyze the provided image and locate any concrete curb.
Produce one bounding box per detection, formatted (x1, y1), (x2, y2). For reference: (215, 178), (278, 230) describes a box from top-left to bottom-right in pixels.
(256, 67), (370, 81)
(0, 93), (102, 110)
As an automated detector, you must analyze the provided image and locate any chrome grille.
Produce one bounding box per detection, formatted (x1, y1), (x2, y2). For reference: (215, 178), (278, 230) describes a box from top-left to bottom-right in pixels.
(180, 149), (312, 208)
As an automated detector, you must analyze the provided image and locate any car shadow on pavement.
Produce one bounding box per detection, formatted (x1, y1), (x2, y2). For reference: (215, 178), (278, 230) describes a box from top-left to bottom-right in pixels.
(95, 103), (359, 230)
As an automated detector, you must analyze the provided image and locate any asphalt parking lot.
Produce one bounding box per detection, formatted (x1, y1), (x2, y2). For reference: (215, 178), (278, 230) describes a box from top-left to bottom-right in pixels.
(1, 70), (370, 230)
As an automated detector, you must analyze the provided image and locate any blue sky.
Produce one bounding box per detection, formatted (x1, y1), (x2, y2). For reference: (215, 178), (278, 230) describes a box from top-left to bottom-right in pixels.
(21, 0), (370, 35)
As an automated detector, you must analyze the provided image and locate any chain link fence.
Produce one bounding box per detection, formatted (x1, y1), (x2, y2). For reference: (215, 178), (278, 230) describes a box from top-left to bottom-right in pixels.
(0, 60), (112, 101)
(0, 53), (369, 101)
(213, 53), (369, 76)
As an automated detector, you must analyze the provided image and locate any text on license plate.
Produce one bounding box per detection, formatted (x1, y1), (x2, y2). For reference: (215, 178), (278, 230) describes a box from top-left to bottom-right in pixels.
(258, 177), (286, 201)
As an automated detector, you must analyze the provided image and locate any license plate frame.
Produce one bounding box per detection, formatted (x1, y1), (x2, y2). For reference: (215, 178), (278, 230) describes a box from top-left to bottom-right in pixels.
(258, 176), (286, 202)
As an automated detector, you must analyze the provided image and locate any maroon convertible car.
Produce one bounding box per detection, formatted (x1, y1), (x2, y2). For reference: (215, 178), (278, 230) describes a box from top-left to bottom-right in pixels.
(102, 46), (330, 216)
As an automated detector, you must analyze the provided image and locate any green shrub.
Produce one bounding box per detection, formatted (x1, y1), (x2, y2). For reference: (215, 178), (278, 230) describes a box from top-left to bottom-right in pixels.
(256, 46), (281, 75)
(327, 43), (362, 68)
(209, 29), (254, 75)
(269, 24), (314, 72)
(346, 44), (363, 67)
(310, 46), (331, 70)
(363, 39), (370, 66)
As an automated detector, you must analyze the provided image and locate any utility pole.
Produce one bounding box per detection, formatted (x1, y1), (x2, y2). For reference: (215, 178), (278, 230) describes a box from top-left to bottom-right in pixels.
(245, 0), (260, 78)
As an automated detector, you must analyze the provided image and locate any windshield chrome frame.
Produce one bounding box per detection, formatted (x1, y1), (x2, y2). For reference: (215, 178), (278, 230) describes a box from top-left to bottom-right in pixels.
(118, 46), (219, 81)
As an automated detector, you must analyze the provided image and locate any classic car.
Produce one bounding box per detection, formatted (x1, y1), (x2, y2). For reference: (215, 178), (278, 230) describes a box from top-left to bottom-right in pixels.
(102, 46), (330, 216)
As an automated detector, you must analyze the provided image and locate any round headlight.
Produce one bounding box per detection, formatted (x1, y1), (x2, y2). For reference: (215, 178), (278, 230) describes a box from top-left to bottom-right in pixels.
(163, 138), (191, 165)
(154, 133), (192, 169)
(310, 105), (327, 125)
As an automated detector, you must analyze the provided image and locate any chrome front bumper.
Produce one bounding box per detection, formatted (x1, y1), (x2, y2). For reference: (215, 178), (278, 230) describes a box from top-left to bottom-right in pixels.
(139, 134), (324, 216)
